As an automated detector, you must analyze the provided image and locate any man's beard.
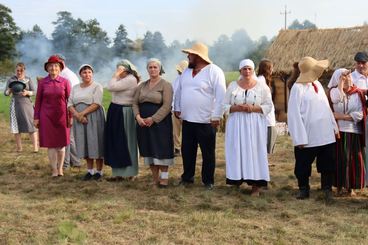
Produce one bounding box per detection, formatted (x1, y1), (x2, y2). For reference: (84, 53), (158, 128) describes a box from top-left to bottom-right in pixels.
(188, 62), (195, 69)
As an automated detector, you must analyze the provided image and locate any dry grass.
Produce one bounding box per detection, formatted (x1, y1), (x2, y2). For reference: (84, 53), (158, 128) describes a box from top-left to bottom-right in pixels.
(266, 26), (368, 74)
(0, 116), (368, 245)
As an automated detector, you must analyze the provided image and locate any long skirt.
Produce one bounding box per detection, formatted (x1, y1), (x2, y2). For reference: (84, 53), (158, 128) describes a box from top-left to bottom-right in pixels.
(225, 112), (270, 186)
(9, 97), (36, 134)
(334, 132), (366, 189)
(137, 102), (174, 166)
(73, 103), (105, 159)
(104, 103), (138, 177)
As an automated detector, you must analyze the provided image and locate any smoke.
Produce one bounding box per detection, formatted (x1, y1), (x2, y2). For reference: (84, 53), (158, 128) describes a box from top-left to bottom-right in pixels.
(16, 35), (53, 79)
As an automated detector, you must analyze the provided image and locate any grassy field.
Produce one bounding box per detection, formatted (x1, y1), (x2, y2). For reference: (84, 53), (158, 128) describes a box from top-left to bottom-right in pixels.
(1, 86), (368, 244)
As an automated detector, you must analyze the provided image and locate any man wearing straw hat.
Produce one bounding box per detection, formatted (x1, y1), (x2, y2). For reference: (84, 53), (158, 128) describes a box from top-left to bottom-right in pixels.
(172, 60), (188, 157)
(174, 42), (226, 190)
(288, 56), (338, 200)
(351, 51), (368, 186)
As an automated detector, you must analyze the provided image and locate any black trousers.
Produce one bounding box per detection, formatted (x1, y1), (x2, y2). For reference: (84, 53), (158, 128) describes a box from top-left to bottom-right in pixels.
(181, 120), (216, 185)
(294, 143), (336, 190)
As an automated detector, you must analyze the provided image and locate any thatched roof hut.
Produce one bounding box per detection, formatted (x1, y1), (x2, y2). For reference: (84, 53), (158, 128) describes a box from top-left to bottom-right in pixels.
(266, 26), (368, 75)
(264, 26), (368, 122)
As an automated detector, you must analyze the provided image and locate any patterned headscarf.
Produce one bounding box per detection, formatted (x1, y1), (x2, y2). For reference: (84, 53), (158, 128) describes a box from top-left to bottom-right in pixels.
(116, 59), (139, 75)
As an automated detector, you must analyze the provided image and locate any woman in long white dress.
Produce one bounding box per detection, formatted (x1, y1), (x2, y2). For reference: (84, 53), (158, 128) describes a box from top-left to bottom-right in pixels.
(224, 59), (273, 196)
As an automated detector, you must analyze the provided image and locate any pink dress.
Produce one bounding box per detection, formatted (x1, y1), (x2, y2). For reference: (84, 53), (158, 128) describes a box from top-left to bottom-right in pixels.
(34, 75), (71, 147)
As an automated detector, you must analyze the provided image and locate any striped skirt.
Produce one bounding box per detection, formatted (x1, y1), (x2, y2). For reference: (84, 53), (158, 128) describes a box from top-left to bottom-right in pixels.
(334, 132), (366, 189)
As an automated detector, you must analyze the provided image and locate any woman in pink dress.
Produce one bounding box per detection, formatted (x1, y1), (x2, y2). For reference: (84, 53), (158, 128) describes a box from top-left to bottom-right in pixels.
(34, 55), (72, 177)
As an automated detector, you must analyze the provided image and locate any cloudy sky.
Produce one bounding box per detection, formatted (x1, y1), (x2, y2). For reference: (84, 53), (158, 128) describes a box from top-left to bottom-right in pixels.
(2, 0), (368, 44)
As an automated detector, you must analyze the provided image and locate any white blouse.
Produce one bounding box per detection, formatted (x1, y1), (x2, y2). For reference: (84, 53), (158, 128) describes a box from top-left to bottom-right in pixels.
(288, 81), (338, 147)
(223, 80), (272, 116)
(68, 82), (103, 107)
(330, 88), (363, 134)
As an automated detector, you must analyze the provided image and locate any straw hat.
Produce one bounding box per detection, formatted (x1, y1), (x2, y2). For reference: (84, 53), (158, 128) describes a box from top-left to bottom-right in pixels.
(44, 55), (64, 72)
(295, 56), (329, 84)
(176, 60), (188, 73)
(182, 42), (212, 64)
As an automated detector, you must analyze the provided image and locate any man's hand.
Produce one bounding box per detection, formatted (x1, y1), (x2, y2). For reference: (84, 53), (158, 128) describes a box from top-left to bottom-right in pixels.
(210, 120), (220, 128)
(174, 111), (181, 119)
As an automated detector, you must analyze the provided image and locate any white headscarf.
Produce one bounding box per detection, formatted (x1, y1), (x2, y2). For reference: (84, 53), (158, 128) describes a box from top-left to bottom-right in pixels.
(239, 59), (255, 70)
(238, 59), (257, 80)
(327, 68), (349, 88)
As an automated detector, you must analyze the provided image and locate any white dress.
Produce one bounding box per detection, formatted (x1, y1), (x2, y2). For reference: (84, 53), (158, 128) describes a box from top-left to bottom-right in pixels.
(224, 81), (273, 184)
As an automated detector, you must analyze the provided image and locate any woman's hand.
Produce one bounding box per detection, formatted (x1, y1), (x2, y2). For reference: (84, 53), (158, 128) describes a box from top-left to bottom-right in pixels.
(136, 114), (147, 127)
(239, 104), (253, 113)
(113, 66), (125, 79)
(143, 117), (154, 127)
(20, 90), (29, 97)
(80, 117), (88, 124)
(333, 112), (345, 120)
(73, 111), (84, 123)
(67, 118), (73, 128)
(34, 119), (39, 128)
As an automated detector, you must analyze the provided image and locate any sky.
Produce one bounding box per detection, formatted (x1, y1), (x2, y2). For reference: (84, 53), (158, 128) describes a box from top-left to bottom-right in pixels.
(2, 0), (368, 45)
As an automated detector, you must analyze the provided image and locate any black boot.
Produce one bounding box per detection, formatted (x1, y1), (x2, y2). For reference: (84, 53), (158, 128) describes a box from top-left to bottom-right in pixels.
(296, 186), (310, 200)
(321, 172), (334, 202)
(296, 177), (310, 200)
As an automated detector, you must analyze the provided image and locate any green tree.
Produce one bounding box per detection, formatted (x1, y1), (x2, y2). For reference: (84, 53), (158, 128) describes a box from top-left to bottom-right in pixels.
(113, 24), (133, 58)
(248, 36), (271, 65)
(0, 4), (19, 61)
(142, 31), (167, 60)
(52, 12), (111, 69)
(288, 19), (317, 30)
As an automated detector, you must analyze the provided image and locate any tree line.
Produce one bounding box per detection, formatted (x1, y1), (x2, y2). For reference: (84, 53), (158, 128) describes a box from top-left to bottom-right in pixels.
(0, 3), (317, 75)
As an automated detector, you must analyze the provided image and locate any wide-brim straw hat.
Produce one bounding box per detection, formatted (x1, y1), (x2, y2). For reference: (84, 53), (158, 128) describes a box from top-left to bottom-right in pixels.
(176, 60), (189, 73)
(44, 55), (64, 72)
(182, 42), (212, 64)
(295, 56), (329, 83)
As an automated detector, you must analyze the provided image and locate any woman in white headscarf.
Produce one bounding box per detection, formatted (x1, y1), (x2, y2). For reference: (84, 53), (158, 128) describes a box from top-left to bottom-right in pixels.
(223, 59), (272, 196)
(328, 68), (366, 196)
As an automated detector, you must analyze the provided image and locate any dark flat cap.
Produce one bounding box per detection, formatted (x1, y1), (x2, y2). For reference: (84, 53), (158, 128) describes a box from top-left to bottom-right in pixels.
(354, 52), (368, 62)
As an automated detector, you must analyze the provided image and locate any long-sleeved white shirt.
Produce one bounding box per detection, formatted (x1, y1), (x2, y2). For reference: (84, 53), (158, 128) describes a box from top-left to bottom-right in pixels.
(172, 75), (180, 108)
(287, 81), (338, 147)
(257, 75), (276, 126)
(174, 64), (226, 123)
(352, 70), (368, 89)
(330, 88), (363, 134)
(60, 67), (80, 88)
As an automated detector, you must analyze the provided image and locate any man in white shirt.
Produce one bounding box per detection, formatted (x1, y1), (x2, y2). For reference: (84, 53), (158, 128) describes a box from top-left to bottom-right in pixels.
(351, 51), (368, 186)
(55, 54), (81, 168)
(288, 57), (337, 200)
(174, 43), (226, 190)
(172, 60), (188, 157)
